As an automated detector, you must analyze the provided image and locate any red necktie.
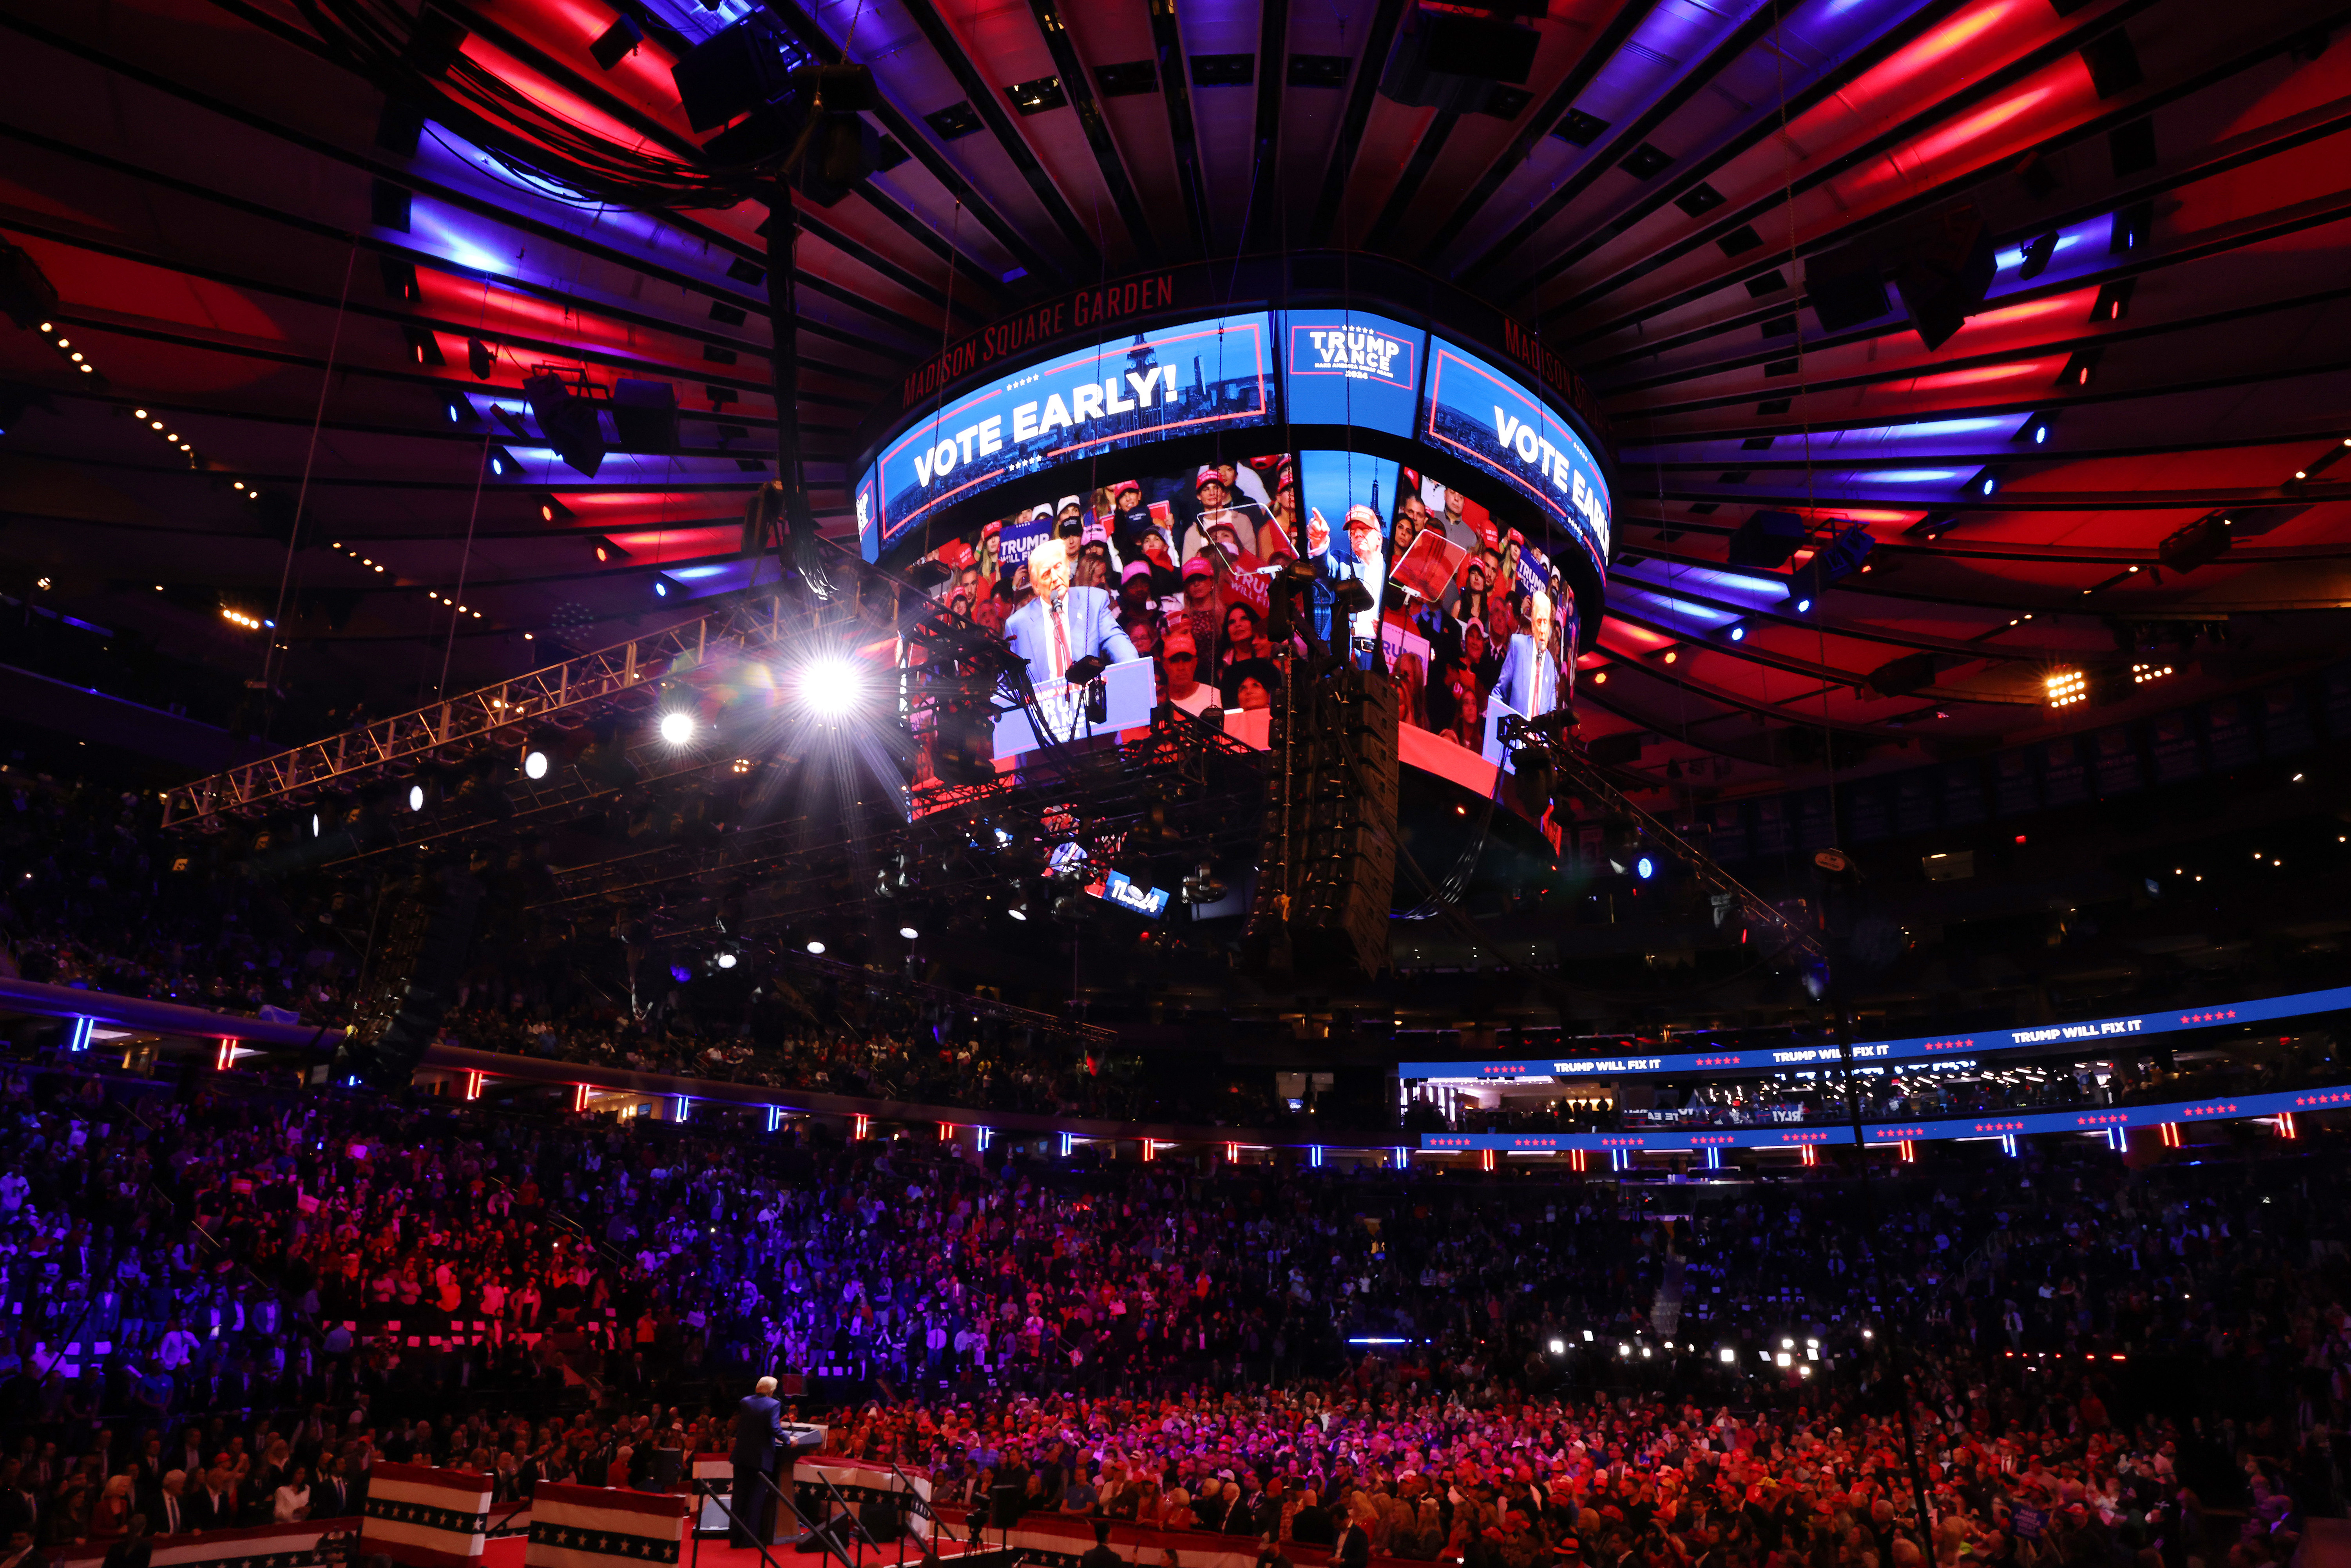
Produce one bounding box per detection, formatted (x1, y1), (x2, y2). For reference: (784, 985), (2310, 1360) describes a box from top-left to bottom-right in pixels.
(1049, 600), (1072, 682)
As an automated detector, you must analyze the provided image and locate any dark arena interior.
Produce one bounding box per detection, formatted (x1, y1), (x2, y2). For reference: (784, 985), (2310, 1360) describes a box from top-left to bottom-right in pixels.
(4, 1), (2351, 1568)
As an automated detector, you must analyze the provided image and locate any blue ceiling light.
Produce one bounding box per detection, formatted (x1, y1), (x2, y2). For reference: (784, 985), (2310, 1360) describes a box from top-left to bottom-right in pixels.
(487, 444), (517, 477)
(1636, 856), (1656, 880)
(1728, 624), (1747, 642)
(1794, 597), (1813, 613)
(652, 579), (670, 598)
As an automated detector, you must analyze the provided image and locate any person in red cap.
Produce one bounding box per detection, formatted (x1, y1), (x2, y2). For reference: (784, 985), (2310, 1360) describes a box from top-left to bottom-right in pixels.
(1160, 629), (1216, 717)
(1177, 554), (1223, 654)
(1181, 465), (1267, 563)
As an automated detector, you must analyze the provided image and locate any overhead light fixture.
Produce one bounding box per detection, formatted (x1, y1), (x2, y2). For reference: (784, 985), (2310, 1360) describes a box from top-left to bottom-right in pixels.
(2045, 668), (2088, 708)
(898, 925), (919, 940)
(523, 749), (550, 780)
(522, 370), (605, 479)
(467, 337), (494, 380)
(795, 652), (864, 717)
(658, 711), (696, 746)
(590, 16), (642, 71)
(487, 445), (518, 478)
(715, 952), (737, 969)
(408, 784), (426, 812)
(805, 940), (826, 954)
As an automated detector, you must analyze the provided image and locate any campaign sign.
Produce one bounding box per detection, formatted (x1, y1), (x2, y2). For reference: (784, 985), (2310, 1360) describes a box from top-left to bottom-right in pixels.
(1421, 337), (1612, 568)
(1389, 529), (1469, 604)
(873, 312), (1275, 551)
(1282, 309), (1424, 436)
(992, 657), (1157, 760)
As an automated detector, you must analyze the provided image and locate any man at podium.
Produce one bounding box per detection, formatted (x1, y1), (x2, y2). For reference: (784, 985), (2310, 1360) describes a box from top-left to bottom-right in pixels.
(1003, 538), (1139, 688)
(729, 1375), (786, 1546)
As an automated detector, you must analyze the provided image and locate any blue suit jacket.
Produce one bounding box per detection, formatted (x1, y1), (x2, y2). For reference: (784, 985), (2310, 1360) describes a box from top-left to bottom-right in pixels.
(732, 1393), (785, 1469)
(1001, 586), (1140, 688)
(1495, 632), (1561, 718)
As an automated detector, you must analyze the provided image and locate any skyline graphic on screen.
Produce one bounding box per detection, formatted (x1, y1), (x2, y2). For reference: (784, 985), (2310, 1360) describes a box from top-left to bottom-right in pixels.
(870, 312), (1275, 554)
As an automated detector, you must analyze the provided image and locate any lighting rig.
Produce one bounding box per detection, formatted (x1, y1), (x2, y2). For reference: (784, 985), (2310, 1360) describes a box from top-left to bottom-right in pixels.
(1497, 713), (1826, 963)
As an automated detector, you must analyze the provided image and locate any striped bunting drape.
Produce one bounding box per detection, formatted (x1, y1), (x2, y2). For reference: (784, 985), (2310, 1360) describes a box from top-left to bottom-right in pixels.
(360, 1462), (494, 1568)
(61, 1519), (361, 1568)
(524, 1482), (688, 1568)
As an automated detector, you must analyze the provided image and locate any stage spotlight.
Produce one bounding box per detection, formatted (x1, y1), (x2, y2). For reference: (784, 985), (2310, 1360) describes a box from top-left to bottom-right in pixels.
(898, 925), (919, 940)
(1007, 907), (1029, 922)
(487, 445), (518, 477)
(523, 749), (550, 780)
(658, 711), (696, 746)
(468, 337), (494, 380)
(804, 940), (826, 954)
(653, 579), (670, 598)
(1636, 855), (1656, 880)
(715, 952), (737, 969)
(796, 652), (864, 717)
(407, 784), (426, 812)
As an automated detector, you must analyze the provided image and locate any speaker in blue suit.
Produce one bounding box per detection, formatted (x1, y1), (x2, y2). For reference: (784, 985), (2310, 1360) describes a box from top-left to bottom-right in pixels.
(1001, 538), (1139, 687)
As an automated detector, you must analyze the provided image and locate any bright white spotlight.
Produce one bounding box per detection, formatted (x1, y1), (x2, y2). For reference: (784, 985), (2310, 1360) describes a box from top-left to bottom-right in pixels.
(523, 750), (549, 780)
(797, 653), (864, 718)
(1007, 908), (1027, 922)
(715, 953), (737, 969)
(898, 926), (919, 940)
(804, 940), (826, 955)
(1547, 1339), (1564, 1355)
(408, 784), (425, 812)
(658, 711), (695, 746)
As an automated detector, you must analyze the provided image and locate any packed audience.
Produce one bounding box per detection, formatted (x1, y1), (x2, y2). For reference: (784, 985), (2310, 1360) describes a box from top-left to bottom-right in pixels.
(0, 1039), (2335, 1568)
(1456, 1044), (2346, 1135)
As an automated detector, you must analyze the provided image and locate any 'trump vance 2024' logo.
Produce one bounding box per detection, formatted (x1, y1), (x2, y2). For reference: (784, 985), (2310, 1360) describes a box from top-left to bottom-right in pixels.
(1291, 324), (1414, 388)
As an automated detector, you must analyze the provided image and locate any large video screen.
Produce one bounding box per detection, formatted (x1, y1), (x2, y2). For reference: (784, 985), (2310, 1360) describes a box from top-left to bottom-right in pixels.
(900, 447), (1589, 796)
(1421, 336), (1612, 570)
(866, 311), (1275, 557)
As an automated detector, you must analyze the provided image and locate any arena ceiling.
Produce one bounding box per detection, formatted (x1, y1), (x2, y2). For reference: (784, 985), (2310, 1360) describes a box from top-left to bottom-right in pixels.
(2, 0), (2348, 790)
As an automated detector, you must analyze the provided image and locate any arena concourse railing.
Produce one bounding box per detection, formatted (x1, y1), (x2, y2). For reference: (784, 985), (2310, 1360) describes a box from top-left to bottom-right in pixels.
(2, 972), (2344, 1166)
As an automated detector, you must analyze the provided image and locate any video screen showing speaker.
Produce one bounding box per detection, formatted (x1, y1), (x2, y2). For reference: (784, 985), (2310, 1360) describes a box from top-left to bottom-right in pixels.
(897, 449), (1583, 814)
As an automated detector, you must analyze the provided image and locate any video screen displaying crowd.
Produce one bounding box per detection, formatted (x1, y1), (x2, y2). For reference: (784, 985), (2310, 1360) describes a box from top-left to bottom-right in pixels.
(0, 1035), (2337, 1568)
(905, 453), (1584, 788)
